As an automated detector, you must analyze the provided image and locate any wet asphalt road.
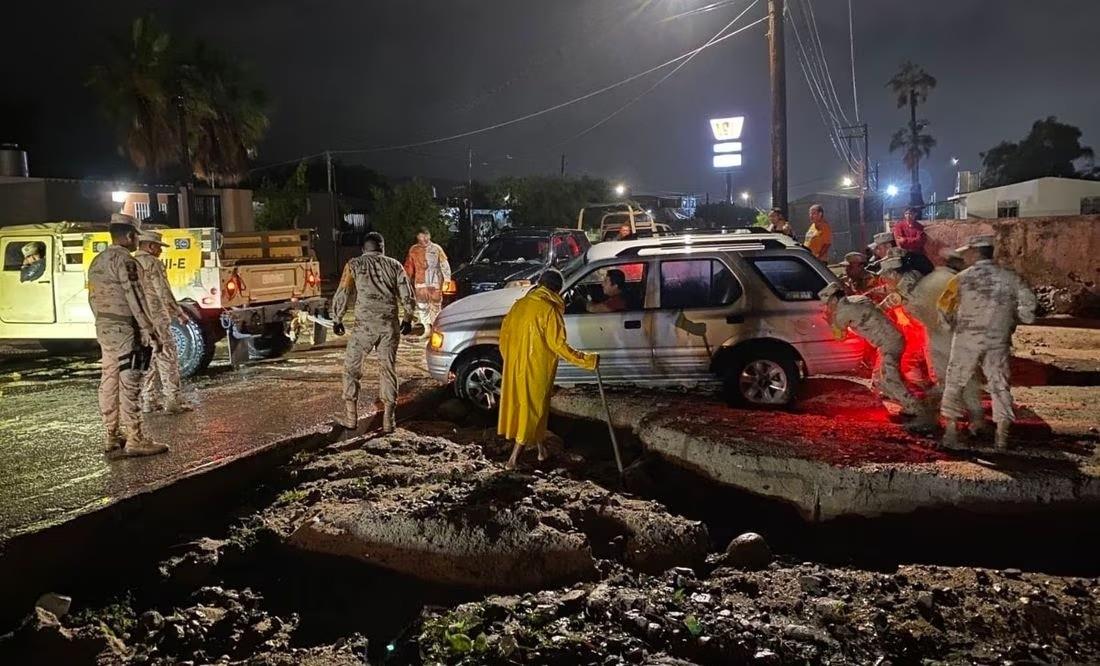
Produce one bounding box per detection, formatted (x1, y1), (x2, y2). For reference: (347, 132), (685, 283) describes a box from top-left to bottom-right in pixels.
(0, 338), (432, 540)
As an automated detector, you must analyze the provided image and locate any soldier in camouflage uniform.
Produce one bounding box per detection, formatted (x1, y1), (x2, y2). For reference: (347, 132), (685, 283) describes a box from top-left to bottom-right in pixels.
(820, 282), (932, 429)
(938, 235), (1037, 450)
(87, 214), (168, 457)
(332, 232), (417, 433)
(134, 230), (192, 414)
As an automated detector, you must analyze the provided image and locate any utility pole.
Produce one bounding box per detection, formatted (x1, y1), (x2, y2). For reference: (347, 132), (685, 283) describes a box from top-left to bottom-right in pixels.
(175, 94), (193, 227)
(725, 172), (733, 205)
(768, 0), (788, 219)
(461, 147), (474, 261)
(326, 150), (339, 269)
(840, 122), (869, 247)
(560, 153), (566, 177)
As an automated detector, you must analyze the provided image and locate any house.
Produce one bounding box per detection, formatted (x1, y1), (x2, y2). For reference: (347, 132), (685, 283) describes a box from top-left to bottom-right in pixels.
(0, 176), (255, 232)
(788, 191), (884, 262)
(949, 176), (1100, 219)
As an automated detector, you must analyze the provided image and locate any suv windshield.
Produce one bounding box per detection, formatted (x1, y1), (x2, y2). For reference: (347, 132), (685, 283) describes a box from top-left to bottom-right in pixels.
(474, 236), (548, 264)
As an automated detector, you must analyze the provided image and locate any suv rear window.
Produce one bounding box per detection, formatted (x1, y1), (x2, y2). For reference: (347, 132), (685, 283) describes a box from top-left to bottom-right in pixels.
(746, 256), (826, 301)
(659, 259), (741, 309)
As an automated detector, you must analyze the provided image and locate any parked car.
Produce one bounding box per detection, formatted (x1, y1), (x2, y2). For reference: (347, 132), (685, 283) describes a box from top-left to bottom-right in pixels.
(427, 230), (865, 411)
(577, 202), (657, 242)
(445, 228), (590, 305)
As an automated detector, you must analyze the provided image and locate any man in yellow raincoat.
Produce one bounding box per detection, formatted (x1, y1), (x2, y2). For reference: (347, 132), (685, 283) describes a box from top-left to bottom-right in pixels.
(498, 269), (599, 469)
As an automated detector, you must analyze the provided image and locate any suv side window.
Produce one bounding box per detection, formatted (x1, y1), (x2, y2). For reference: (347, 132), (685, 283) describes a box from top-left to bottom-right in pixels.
(551, 233), (584, 265)
(659, 259), (742, 309)
(746, 256), (827, 301)
(565, 262), (647, 315)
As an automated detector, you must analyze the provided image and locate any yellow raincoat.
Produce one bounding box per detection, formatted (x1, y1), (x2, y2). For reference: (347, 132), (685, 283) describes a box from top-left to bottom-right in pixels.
(497, 285), (597, 446)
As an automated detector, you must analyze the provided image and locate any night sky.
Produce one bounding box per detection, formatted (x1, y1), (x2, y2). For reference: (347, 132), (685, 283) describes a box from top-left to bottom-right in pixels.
(5, 0), (1099, 205)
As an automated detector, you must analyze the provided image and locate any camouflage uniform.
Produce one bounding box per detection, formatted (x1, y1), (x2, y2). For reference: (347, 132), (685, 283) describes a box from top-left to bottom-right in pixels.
(332, 249), (417, 430)
(134, 247), (186, 411)
(87, 243), (159, 451)
(907, 266), (982, 424)
(939, 259), (1036, 429)
(403, 241), (451, 333)
(828, 294), (923, 415)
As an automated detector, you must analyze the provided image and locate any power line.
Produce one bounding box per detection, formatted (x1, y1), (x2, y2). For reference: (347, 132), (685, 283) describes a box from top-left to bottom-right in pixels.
(558, 3), (765, 146)
(848, 0), (860, 121)
(802, 0), (850, 126)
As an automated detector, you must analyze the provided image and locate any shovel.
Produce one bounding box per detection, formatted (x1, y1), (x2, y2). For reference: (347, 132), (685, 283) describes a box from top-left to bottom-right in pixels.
(594, 365), (624, 476)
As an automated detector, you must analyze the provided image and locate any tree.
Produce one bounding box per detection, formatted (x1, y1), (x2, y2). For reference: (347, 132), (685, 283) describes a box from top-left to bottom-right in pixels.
(370, 180), (448, 257)
(886, 61), (937, 206)
(980, 116), (1096, 187)
(497, 176), (610, 228)
(254, 161), (308, 230)
(87, 15), (179, 206)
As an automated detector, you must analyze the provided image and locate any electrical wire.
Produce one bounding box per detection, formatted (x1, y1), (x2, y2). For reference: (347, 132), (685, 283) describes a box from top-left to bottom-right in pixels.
(803, 0), (850, 126)
(848, 0), (860, 122)
(558, 3), (764, 146)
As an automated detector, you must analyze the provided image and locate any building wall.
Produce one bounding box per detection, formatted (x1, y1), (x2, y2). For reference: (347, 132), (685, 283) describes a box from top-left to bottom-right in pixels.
(956, 178), (1100, 219)
(924, 215), (1100, 315)
(218, 188), (254, 232)
(789, 194), (880, 262)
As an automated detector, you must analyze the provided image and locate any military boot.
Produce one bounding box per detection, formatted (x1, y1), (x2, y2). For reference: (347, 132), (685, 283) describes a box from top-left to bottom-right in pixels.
(940, 419), (961, 450)
(994, 421), (1012, 450)
(141, 399), (161, 414)
(163, 396), (194, 414)
(338, 400), (358, 429)
(104, 430), (126, 454)
(418, 323), (432, 342)
(122, 429), (169, 457)
(381, 403), (396, 433)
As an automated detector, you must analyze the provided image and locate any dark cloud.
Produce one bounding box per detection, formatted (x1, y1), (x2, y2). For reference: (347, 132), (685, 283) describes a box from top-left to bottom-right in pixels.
(4, 0), (1098, 204)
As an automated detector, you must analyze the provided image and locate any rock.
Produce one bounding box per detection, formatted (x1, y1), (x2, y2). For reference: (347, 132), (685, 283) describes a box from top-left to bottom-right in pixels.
(799, 574), (827, 596)
(436, 398), (469, 423)
(754, 648), (781, 665)
(34, 592), (72, 618)
(6, 608), (128, 664)
(138, 610), (165, 633)
(916, 591), (935, 615)
(812, 598), (847, 624)
(159, 538), (226, 588)
(723, 532), (773, 571)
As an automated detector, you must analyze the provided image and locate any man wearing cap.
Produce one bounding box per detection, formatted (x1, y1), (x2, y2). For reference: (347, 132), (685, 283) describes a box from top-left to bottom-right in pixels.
(87, 213), (168, 457)
(332, 231), (417, 433)
(869, 231), (934, 277)
(19, 241), (47, 283)
(767, 208), (795, 239)
(840, 251), (879, 296)
(134, 229), (192, 414)
(403, 227), (451, 341)
(938, 235), (1036, 449)
(820, 281), (931, 428)
(891, 206), (928, 256)
(803, 204), (832, 261)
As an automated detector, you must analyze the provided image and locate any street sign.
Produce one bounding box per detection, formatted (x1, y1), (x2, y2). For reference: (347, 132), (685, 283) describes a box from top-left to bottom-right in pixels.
(709, 116), (744, 171)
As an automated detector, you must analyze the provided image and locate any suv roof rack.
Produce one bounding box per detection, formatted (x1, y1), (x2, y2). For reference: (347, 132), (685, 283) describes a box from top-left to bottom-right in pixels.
(677, 226), (770, 235)
(615, 237), (792, 257)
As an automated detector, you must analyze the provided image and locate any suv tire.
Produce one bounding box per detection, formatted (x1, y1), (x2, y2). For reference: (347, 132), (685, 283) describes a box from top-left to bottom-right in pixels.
(174, 316), (216, 378)
(456, 350), (504, 413)
(723, 346), (801, 408)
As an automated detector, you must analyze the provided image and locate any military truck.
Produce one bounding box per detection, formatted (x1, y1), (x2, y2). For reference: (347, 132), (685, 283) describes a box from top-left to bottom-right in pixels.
(0, 222), (328, 377)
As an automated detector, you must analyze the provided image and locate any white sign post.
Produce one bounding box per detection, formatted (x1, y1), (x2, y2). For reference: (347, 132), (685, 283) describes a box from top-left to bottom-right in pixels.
(710, 116), (745, 204)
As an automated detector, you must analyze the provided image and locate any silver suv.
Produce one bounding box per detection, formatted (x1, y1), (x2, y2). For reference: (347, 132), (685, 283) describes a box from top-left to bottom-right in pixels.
(425, 230), (864, 411)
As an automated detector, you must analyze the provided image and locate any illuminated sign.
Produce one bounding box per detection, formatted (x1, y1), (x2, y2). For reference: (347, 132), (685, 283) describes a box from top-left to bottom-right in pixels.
(709, 116), (744, 170)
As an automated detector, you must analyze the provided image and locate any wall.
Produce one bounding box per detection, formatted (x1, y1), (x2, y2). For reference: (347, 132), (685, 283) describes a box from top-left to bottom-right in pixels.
(924, 215), (1100, 315)
(0, 178), (118, 226)
(955, 178), (1100, 219)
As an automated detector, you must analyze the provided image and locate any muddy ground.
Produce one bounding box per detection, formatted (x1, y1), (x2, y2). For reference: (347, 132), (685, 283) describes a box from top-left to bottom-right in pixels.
(2, 404), (1098, 665)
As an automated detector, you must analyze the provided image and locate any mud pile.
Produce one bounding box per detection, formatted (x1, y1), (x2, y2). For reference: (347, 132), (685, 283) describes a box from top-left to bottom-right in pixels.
(260, 429), (710, 589)
(405, 559), (1100, 665)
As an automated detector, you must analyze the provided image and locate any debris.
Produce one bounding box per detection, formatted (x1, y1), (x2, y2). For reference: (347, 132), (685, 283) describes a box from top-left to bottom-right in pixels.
(34, 593), (72, 619)
(723, 532), (773, 570)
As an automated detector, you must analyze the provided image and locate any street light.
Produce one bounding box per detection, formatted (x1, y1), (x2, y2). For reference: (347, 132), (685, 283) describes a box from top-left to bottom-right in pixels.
(740, 191), (750, 202)
(614, 183), (627, 197)
(840, 176), (854, 188)
(950, 157), (960, 166)
(885, 184), (900, 197)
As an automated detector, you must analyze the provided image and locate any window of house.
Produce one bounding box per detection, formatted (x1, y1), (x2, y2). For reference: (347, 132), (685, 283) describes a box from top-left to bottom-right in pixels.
(132, 201), (168, 221)
(1081, 196), (1100, 215)
(192, 195), (222, 227)
(566, 262), (647, 314)
(996, 200), (1019, 218)
(659, 259), (741, 309)
(746, 256), (827, 301)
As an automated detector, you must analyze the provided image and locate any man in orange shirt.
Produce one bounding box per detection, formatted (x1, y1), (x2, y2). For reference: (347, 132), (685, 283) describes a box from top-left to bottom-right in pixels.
(804, 204), (832, 261)
(403, 227), (451, 340)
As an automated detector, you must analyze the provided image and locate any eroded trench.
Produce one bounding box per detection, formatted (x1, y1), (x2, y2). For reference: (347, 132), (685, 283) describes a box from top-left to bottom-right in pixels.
(2, 404), (1098, 663)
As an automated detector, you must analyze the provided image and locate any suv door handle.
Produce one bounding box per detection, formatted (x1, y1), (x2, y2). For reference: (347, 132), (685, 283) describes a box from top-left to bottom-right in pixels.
(624, 320), (641, 329)
(37, 280), (51, 284)
(726, 314), (744, 324)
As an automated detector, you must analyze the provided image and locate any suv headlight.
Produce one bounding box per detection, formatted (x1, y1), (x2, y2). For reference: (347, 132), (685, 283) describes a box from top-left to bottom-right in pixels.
(504, 279), (532, 288)
(429, 330), (445, 350)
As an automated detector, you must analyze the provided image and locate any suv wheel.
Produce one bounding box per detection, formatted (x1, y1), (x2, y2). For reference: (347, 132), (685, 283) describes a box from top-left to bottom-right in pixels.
(173, 316), (216, 378)
(724, 348), (800, 408)
(456, 351), (503, 412)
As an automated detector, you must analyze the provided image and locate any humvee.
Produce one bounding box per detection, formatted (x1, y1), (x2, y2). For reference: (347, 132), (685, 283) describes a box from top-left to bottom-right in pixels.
(0, 222), (328, 376)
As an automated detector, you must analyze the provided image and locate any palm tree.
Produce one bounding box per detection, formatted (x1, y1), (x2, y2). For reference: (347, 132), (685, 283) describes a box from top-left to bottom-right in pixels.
(184, 43), (269, 186)
(88, 16), (180, 213)
(887, 61), (937, 207)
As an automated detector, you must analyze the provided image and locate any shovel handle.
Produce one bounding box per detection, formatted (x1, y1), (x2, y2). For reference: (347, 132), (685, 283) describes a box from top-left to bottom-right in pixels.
(594, 366), (625, 475)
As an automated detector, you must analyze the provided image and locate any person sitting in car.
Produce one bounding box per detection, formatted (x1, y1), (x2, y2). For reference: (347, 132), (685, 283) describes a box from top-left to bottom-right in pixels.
(586, 269), (628, 313)
(19, 242), (46, 283)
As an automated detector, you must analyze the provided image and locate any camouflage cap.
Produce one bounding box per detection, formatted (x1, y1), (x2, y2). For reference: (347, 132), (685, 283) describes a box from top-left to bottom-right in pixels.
(879, 256), (904, 273)
(871, 231), (895, 246)
(842, 251), (866, 265)
(21, 242), (43, 258)
(939, 248), (964, 262)
(138, 230), (169, 247)
(111, 212), (139, 229)
(956, 234), (995, 253)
